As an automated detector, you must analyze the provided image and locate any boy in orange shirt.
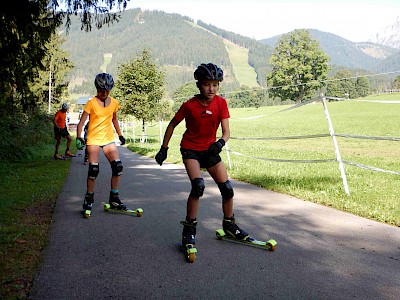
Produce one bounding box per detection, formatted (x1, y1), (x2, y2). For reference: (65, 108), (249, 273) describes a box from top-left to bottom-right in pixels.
(53, 103), (74, 159)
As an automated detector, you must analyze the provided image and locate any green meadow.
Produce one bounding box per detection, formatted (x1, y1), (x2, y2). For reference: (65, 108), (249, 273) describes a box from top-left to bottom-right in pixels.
(223, 39), (259, 88)
(126, 98), (400, 226)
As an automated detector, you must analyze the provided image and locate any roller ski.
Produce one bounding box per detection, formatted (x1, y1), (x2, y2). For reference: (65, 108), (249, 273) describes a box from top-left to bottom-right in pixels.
(82, 192), (94, 219)
(103, 191), (143, 217)
(180, 218), (197, 263)
(52, 152), (80, 160)
(216, 216), (277, 251)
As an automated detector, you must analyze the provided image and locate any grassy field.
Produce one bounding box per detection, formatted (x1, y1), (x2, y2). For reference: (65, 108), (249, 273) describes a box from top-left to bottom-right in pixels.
(126, 97), (400, 226)
(223, 39), (259, 88)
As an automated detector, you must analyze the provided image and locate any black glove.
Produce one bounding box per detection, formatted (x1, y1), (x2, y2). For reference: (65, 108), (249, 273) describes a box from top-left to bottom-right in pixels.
(208, 139), (225, 155)
(119, 135), (126, 145)
(155, 146), (168, 166)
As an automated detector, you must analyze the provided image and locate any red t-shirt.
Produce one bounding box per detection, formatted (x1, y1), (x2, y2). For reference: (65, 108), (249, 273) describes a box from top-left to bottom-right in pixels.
(174, 95), (230, 151)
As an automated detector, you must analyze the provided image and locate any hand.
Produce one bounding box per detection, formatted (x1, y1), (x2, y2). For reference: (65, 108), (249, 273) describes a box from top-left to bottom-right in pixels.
(76, 137), (85, 150)
(155, 146), (168, 166)
(208, 139), (225, 155)
(119, 135), (126, 145)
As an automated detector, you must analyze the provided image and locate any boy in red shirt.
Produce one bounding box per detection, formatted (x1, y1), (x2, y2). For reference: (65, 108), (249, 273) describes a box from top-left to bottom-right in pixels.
(53, 103), (74, 159)
(155, 63), (249, 253)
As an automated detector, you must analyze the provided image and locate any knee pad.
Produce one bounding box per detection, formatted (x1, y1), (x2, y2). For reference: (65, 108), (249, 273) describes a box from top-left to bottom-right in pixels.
(111, 159), (123, 176)
(88, 163), (99, 180)
(218, 180), (234, 201)
(189, 178), (205, 198)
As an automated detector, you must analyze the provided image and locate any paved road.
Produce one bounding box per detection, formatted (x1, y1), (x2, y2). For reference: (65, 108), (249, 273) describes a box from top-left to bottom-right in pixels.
(31, 146), (400, 299)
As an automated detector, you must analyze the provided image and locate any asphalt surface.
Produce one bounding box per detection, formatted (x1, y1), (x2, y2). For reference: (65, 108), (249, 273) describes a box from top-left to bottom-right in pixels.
(30, 146), (400, 299)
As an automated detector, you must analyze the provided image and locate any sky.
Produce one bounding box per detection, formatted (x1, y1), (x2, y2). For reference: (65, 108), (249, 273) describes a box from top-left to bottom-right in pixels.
(125, 0), (400, 42)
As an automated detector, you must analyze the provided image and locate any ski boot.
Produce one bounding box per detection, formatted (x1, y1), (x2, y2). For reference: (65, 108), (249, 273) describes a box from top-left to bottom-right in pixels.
(108, 191), (127, 210)
(82, 192), (94, 219)
(180, 218), (197, 263)
(103, 191), (143, 217)
(216, 216), (277, 251)
(222, 216), (249, 241)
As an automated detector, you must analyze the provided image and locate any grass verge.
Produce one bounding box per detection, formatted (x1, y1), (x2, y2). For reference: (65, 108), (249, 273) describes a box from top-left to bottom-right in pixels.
(0, 144), (71, 299)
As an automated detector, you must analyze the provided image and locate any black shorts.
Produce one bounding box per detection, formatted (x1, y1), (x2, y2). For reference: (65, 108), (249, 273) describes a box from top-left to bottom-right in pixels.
(180, 148), (221, 169)
(54, 127), (70, 140)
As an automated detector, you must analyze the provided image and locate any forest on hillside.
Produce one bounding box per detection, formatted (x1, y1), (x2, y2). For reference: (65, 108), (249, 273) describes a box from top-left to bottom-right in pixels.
(61, 8), (399, 98)
(61, 8), (241, 96)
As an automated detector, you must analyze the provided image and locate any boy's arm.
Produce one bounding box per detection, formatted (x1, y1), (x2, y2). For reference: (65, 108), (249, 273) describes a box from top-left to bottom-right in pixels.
(161, 118), (180, 148)
(77, 112), (89, 139)
(112, 113), (122, 136)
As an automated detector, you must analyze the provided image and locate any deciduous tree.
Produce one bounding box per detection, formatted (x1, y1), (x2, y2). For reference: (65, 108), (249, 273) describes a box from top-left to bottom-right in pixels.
(0, 0), (130, 113)
(267, 29), (330, 103)
(172, 82), (198, 113)
(393, 75), (400, 89)
(114, 49), (165, 141)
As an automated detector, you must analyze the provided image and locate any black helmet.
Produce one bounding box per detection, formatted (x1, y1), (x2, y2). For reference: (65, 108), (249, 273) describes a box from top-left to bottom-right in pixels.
(94, 73), (114, 90)
(194, 63), (223, 82)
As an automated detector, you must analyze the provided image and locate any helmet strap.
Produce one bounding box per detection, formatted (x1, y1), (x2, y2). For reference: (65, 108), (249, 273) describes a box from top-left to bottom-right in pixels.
(96, 96), (107, 107)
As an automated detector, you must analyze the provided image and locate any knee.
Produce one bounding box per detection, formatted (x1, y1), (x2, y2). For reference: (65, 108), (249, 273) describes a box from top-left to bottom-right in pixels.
(190, 178), (205, 198)
(111, 159), (123, 176)
(88, 163), (99, 180)
(218, 180), (234, 201)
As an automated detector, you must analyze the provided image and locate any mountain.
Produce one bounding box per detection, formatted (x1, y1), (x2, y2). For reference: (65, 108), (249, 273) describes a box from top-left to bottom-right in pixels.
(259, 29), (398, 71)
(61, 8), (400, 97)
(369, 17), (400, 49)
(61, 9), (243, 96)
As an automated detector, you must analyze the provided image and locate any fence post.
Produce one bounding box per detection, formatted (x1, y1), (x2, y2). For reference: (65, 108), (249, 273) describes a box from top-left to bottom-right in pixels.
(321, 94), (350, 195)
(132, 122), (135, 143)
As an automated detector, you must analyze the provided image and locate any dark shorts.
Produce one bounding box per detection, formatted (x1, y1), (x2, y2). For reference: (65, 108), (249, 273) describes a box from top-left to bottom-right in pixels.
(180, 148), (221, 169)
(54, 127), (70, 140)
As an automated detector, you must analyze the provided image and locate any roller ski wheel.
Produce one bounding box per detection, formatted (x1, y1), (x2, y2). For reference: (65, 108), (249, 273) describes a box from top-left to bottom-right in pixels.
(82, 193), (94, 219)
(216, 229), (277, 251)
(103, 203), (143, 217)
(180, 244), (197, 263)
(180, 219), (197, 263)
(83, 209), (91, 219)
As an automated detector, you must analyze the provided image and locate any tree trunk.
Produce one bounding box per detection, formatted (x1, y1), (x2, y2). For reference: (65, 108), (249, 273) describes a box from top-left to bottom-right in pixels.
(140, 119), (146, 143)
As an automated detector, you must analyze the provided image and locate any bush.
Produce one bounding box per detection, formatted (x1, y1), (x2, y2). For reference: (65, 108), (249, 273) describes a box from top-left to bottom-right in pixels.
(0, 110), (53, 161)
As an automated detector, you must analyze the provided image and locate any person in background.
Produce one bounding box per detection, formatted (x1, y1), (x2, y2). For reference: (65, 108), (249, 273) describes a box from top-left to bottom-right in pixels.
(155, 63), (249, 248)
(76, 73), (126, 216)
(53, 103), (74, 159)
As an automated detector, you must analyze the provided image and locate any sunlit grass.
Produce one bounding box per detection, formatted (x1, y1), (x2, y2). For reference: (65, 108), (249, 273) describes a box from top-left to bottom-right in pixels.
(126, 98), (400, 226)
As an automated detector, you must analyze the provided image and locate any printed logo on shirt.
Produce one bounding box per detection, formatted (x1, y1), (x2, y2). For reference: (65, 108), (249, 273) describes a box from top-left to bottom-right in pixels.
(200, 110), (212, 117)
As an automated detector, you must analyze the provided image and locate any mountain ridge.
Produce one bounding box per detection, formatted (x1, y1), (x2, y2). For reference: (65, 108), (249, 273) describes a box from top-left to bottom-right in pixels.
(62, 8), (400, 96)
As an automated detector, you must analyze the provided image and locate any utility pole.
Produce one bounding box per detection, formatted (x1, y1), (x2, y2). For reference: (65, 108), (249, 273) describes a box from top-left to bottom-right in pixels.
(48, 65), (52, 114)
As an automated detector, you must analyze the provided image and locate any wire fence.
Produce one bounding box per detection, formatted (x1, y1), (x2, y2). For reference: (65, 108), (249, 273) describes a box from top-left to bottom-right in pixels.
(120, 95), (400, 195)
